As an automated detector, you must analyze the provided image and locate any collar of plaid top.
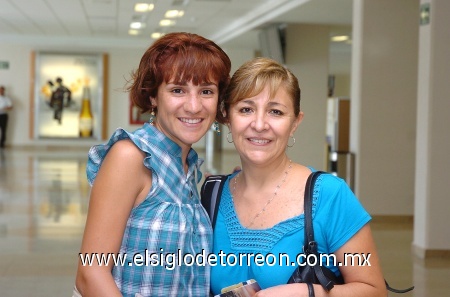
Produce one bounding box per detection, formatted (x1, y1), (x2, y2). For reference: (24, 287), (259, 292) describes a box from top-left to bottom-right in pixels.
(141, 123), (204, 183)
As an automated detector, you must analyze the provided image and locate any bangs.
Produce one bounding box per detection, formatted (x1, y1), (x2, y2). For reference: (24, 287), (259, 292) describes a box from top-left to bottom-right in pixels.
(161, 50), (224, 85)
(231, 74), (284, 104)
(222, 57), (301, 122)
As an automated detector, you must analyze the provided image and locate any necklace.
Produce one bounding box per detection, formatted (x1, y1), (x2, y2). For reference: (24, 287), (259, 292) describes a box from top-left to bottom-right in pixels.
(233, 159), (293, 228)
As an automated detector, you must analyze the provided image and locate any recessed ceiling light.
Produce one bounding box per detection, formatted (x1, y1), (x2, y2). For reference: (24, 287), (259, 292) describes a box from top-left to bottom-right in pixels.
(134, 3), (154, 12)
(130, 22), (146, 29)
(331, 35), (349, 42)
(165, 10), (184, 18)
(159, 19), (176, 27)
(129, 29), (140, 35)
(151, 32), (164, 39)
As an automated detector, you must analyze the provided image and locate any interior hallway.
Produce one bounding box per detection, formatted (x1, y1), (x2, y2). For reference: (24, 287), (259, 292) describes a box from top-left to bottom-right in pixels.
(0, 146), (448, 296)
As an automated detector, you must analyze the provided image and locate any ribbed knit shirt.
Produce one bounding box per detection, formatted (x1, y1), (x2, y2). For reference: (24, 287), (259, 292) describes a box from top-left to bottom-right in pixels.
(210, 172), (371, 294)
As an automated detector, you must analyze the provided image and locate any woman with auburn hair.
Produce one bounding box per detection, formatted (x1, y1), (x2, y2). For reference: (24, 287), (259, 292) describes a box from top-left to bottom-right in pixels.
(75, 32), (231, 297)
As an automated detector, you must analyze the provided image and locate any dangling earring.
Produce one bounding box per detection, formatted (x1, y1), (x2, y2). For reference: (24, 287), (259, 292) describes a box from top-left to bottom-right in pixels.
(287, 136), (295, 148)
(149, 107), (156, 125)
(212, 121), (221, 135)
(226, 132), (233, 143)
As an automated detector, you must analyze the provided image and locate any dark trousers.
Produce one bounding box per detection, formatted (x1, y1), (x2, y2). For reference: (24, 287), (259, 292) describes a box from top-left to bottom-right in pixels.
(0, 113), (8, 147)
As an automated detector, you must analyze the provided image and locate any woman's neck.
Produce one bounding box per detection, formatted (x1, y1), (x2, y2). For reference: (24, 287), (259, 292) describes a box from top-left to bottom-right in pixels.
(239, 156), (292, 188)
(181, 148), (191, 174)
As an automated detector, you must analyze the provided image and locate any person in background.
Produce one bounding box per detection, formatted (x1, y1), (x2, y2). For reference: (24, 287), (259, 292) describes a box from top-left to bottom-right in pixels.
(75, 32), (231, 297)
(49, 77), (72, 124)
(208, 57), (387, 297)
(0, 86), (13, 149)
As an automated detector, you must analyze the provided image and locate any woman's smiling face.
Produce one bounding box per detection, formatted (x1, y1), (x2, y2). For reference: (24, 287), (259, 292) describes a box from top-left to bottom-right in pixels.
(152, 79), (219, 150)
(228, 85), (303, 165)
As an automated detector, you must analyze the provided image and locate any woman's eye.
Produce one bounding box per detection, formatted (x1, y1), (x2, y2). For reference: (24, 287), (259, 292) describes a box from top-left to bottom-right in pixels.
(270, 109), (284, 116)
(201, 89), (214, 95)
(239, 107), (253, 114)
(171, 88), (183, 94)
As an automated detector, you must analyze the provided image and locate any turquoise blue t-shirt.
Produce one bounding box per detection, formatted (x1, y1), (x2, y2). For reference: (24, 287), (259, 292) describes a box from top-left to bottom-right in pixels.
(210, 171), (371, 294)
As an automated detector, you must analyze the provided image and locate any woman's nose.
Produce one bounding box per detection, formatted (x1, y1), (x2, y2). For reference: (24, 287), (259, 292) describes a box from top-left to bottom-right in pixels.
(251, 112), (269, 131)
(185, 93), (202, 114)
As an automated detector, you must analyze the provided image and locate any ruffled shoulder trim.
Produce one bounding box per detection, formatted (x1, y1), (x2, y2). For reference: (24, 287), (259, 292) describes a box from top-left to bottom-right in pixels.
(86, 127), (155, 186)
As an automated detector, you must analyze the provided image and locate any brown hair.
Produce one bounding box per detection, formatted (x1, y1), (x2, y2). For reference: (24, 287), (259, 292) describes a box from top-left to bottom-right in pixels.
(128, 32), (231, 119)
(219, 57), (300, 124)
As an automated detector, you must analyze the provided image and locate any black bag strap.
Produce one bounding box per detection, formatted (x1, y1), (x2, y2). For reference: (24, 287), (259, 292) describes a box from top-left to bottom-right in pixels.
(304, 171), (414, 294)
(385, 280), (414, 294)
(303, 171), (323, 255)
(303, 171), (337, 291)
(200, 174), (229, 228)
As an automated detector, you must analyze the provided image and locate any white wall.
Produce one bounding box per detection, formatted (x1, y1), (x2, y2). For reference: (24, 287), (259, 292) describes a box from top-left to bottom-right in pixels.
(0, 42), (253, 148)
(0, 45), (34, 146)
(351, 0), (419, 215)
(329, 38), (352, 98)
(285, 24), (330, 171)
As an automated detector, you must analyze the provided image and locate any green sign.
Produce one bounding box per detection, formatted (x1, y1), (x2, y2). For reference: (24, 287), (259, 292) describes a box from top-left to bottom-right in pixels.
(420, 3), (430, 26)
(0, 61), (9, 69)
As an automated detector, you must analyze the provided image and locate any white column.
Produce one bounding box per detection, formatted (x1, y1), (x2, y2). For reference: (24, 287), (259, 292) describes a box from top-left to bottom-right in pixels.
(350, 0), (419, 215)
(413, 0), (450, 257)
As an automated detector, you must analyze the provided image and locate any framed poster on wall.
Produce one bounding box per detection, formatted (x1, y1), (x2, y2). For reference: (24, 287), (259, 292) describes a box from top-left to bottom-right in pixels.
(31, 52), (108, 140)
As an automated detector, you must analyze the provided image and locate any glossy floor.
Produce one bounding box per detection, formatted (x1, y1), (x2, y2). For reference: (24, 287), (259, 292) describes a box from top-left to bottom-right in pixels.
(0, 147), (448, 296)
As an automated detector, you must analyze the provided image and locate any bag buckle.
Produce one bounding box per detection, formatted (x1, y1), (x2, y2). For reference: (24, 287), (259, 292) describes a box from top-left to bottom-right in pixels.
(304, 241), (317, 254)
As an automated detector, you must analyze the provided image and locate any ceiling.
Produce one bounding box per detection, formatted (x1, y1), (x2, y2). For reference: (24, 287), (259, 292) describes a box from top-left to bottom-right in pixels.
(0, 0), (352, 50)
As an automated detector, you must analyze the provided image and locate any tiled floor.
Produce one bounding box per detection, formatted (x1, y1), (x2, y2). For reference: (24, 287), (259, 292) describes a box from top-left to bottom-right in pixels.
(0, 146), (449, 296)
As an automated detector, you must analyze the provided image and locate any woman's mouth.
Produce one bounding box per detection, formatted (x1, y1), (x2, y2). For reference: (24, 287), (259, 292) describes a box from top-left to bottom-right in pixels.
(248, 138), (270, 144)
(179, 118), (202, 124)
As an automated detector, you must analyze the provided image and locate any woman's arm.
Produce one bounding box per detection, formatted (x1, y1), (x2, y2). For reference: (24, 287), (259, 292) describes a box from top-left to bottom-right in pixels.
(255, 224), (387, 297)
(75, 140), (151, 297)
(326, 223), (387, 296)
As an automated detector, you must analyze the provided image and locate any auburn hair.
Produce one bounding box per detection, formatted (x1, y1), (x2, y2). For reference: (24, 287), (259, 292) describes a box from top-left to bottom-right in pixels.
(128, 32), (231, 120)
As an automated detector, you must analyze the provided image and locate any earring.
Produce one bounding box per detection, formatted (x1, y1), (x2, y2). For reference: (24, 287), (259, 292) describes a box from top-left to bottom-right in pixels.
(149, 108), (156, 126)
(212, 121), (221, 135)
(287, 136), (295, 147)
(226, 132), (233, 143)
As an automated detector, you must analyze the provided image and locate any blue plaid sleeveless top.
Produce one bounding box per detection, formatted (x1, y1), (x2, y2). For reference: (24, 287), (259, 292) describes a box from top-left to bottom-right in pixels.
(87, 123), (213, 297)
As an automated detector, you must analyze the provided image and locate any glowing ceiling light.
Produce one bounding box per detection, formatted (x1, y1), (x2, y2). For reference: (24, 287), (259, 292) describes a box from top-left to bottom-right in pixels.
(135, 3), (154, 12)
(331, 35), (349, 42)
(165, 10), (184, 18)
(151, 32), (164, 39)
(128, 29), (140, 35)
(159, 19), (176, 26)
(130, 22), (146, 29)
